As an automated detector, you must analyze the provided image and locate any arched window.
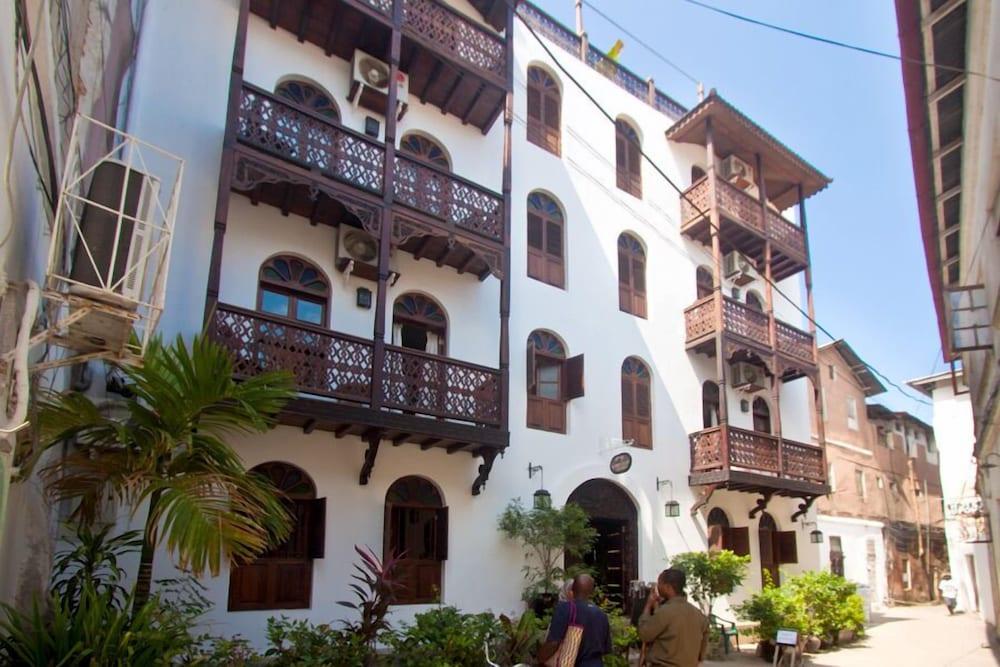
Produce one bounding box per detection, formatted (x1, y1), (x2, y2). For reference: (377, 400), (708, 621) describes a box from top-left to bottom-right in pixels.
(691, 165), (706, 183)
(393, 293), (447, 354)
(753, 397), (772, 433)
(526, 330), (582, 433)
(618, 233), (647, 318)
(759, 512), (780, 586)
(696, 265), (713, 300)
(399, 133), (451, 170)
(621, 357), (652, 449)
(229, 462), (324, 611)
(527, 66), (561, 155)
(527, 192), (565, 288)
(258, 255), (329, 325)
(702, 381), (720, 429)
(275, 79), (340, 120)
(385, 476), (447, 605)
(707, 508), (730, 551)
(746, 290), (765, 312)
(615, 118), (642, 197)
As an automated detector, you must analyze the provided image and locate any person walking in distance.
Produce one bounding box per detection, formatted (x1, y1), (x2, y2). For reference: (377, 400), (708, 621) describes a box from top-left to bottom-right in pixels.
(638, 568), (709, 667)
(538, 574), (611, 666)
(939, 573), (959, 615)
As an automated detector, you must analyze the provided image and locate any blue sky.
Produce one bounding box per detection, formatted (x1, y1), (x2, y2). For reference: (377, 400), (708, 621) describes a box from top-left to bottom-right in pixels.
(533, 0), (938, 420)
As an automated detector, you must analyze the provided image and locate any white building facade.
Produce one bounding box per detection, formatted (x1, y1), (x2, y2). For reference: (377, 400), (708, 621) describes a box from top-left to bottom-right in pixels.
(2, 0), (834, 640)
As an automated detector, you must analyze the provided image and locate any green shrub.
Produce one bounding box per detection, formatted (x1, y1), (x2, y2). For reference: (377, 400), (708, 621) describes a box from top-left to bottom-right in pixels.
(734, 582), (807, 645)
(385, 606), (500, 667)
(492, 611), (544, 666)
(670, 550), (751, 616)
(785, 572), (865, 643)
(264, 617), (367, 667)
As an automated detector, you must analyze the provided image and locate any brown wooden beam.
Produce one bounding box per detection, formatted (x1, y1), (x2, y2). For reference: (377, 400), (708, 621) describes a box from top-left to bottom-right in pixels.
(296, 0), (312, 41)
(323, 6), (339, 55)
(462, 84), (486, 125)
(302, 418), (317, 434)
(334, 423), (353, 438)
(268, 0), (280, 28)
(359, 432), (381, 485)
(413, 235), (433, 260)
(391, 433), (411, 446)
(434, 243), (452, 267)
(307, 195), (322, 226)
(446, 442), (468, 454)
(420, 60), (445, 103)
(279, 182), (292, 216)
(456, 249), (477, 274)
(420, 438), (441, 450)
(441, 72), (466, 114)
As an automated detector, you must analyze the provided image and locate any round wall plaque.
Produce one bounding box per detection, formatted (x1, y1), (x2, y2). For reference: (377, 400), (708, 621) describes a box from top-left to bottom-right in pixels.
(609, 452), (632, 474)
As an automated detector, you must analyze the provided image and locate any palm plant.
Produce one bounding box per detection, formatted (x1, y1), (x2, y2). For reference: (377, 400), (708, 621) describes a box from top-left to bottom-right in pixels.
(33, 334), (297, 608)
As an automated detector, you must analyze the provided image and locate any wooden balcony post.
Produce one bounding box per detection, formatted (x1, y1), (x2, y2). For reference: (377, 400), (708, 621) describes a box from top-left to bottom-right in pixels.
(204, 0), (250, 324)
(799, 182), (828, 483)
(499, 5), (514, 434)
(579, 31), (588, 61)
(705, 117), (729, 428)
(646, 78), (656, 106)
(372, 0), (405, 410)
(756, 154), (783, 473)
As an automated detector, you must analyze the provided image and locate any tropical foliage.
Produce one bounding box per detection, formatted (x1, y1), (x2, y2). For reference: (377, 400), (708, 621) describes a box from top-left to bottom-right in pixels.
(497, 498), (597, 600)
(385, 606), (501, 667)
(32, 334), (296, 606)
(670, 549), (751, 616)
(336, 545), (401, 663)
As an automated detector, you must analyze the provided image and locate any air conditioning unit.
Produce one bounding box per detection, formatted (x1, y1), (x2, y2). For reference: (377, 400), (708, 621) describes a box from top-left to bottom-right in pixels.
(336, 228), (379, 282)
(349, 50), (409, 119)
(720, 154), (755, 190)
(731, 361), (766, 393)
(723, 251), (755, 286)
(68, 160), (160, 307)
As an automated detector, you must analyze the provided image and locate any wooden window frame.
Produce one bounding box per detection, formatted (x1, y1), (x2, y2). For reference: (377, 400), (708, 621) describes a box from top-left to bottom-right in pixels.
(526, 331), (583, 434)
(527, 192), (565, 289)
(392, 293), (448, 355)
(399, 133), (451, 170)
(621, 357), (652, 449)
(526, 66), (561, 156)
(384, 476), (447, 606)
(752, 397), (771, 434)
(275, 79), (341, 121)
(615, 119), (642, 198)
(618, 233), (647, 318)
(696, 266), (713, 300)
(702, 381), (721, 429)
(257, 255), (330, 326)
(229, 462), (325, 612)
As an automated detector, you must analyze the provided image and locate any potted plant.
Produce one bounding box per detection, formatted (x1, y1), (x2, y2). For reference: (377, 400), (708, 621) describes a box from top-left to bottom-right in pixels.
(670, 549), (750, 656)
(497, 499), (596, 615)
(734, 579), (806, 662)
(784, 572), (865, 648)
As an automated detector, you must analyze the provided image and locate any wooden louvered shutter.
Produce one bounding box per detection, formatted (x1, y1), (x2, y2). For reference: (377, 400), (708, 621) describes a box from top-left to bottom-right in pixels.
(565, 354), (585, 399)
(635, 374), (651, 447)
(621, 370), (635, 442)
(616, 129), (627, 191)
(618, 247), (631, 311)
(527, 211), (545, 281)
(306, 498), (326, 559)
(545, 217), (564, 287)
(632, 253), (647, 317)
(708, 524), (724, 552)
(727, 527), (751, 557)
(526, 344), (537, 393)
(627, 139), (642, 196)
(543, 91), (560, 154)
(435, 507), (449, 560)
(776, 531), (798, 564)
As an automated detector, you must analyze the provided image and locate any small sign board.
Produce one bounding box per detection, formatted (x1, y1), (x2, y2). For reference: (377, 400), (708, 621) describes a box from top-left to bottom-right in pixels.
(609, 452), (632, 474)
(775, 629), (798, 646)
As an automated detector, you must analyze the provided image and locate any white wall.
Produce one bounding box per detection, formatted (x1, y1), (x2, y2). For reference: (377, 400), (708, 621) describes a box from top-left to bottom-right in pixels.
(817, 515), (887, 613)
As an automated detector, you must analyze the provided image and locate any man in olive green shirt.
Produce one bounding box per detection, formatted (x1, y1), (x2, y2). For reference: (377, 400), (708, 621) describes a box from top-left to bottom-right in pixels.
(638, 568), (709, 667)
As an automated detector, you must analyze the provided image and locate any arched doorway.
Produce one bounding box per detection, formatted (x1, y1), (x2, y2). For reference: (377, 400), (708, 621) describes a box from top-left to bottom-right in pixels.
(758, 512), (780, 587)
(565, 479), (638, 607)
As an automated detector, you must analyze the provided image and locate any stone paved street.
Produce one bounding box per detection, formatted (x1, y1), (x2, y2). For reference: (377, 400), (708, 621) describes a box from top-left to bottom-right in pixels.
(703, 605), (998, 667)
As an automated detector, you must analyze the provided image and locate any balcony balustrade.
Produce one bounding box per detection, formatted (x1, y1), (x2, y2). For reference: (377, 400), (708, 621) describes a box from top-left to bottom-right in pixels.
(689, 425), (827, 494)
(209, 303), (501, 427)
(680, 176), (807, 280)
(236, 83), (503, 243)
(684, 294), (815, 369)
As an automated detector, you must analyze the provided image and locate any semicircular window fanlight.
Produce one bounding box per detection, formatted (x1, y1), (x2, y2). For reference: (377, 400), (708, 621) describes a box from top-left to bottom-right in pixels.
(275, 79), (340, 120)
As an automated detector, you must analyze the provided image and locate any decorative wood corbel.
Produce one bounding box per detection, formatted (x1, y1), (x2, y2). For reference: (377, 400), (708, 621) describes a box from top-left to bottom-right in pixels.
(749, 490), (775, 519)
(358, 431), (381, 485)
(690, 483), (719, 516)
(791, 495), (818, 523)
(472, 449), (499, 496)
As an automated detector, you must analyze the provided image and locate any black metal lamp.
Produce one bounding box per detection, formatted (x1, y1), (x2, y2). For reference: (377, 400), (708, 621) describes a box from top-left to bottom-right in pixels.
(657, 477), (680, 518)
(528, 463), (550, 509)
(803, 520), (824, 543)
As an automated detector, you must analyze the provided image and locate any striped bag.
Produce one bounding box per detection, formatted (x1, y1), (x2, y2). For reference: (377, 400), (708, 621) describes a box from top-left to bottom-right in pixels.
(546, 602), (584, 667)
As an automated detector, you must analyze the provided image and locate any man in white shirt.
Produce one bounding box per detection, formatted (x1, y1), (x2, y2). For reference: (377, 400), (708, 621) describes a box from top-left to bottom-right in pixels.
(939, 573), (959, 614)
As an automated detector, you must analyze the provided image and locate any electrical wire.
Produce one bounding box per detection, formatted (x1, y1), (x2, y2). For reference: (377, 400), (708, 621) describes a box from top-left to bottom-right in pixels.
(679, 0), (1000, 84)
(581, 0), (700, 86)
(513, 3), (932, 409)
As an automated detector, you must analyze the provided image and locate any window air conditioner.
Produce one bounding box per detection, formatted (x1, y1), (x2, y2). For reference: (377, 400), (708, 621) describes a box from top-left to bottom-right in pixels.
(349, 50), (409, 119)
(68, 159), (159, 307)
(720, 154), (755, 190)
(723, 251), (755, 286)
(336, 228), (380, 282)
(730, 361), (766, 393)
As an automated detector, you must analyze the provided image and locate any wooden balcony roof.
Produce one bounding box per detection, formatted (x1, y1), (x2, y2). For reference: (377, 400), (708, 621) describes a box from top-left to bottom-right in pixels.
(666, 92), (831, 209)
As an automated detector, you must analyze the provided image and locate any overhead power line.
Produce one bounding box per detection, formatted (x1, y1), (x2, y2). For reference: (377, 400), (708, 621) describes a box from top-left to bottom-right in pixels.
(513, 4), (932, 408)
(680, 0), (1000, 84)
(581, 0), (700, 86)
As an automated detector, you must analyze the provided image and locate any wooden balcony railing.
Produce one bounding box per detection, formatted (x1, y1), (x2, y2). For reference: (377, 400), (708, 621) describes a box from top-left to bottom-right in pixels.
(689, 425), (826, 486)
(402, 0), (505, 81)
(684, 294), (816, 366)
(236, 84), (503, 242)
(209, 304), (501, 427)
(680, 177), (807, 260)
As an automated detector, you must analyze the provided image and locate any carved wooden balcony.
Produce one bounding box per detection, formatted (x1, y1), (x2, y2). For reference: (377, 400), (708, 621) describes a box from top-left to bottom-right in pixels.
(680, 177), (807, 281)
(689, 425), (828, 496)
(684, 294), (816, 379)
(249, 0), (508, 131)
(231, 84), (505, 276)
(208, 304), (506, 455)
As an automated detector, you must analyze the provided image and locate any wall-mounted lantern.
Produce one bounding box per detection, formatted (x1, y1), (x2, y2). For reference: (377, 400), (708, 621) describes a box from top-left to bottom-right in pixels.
(803, 520), (824, 543)
(657, 477), (680, 518)
(528, 463), (550, 509)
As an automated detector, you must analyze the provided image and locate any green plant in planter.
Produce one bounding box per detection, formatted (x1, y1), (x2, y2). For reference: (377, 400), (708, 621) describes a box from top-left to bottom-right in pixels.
(598, 599), (639, 667)
(497, 499), (597, 602)
(385, 606), (500, 667)
(493, 611), (544, 665)
(733, 580), (807, 648)
(784, 572), (865, 644)
(670, 550), (750, 617)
